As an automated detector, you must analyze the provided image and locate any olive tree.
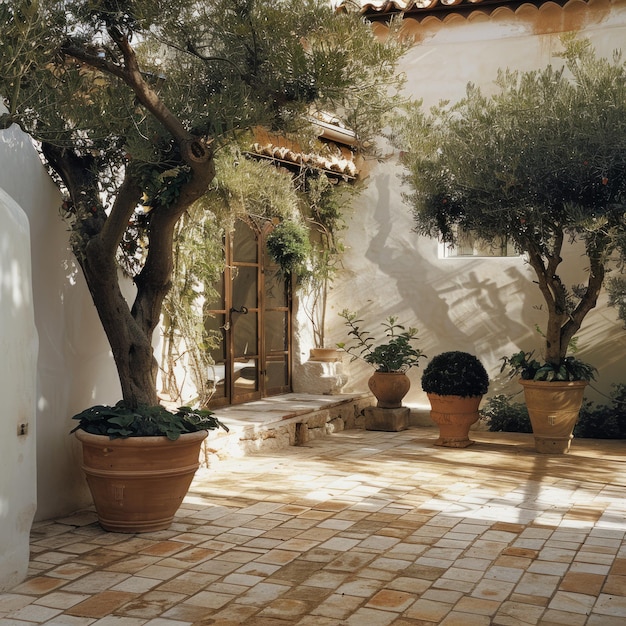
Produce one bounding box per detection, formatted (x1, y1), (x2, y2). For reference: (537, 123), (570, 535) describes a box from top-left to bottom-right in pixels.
(0, 0), (407, 408)
(392, 37), (626, 373)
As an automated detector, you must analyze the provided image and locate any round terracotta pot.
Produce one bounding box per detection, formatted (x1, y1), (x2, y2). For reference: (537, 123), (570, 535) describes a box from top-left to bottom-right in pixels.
(427, 393), (482, 448)
(519, 379), (587, 454)
(75, 429), (208, 532)
(368, 371), (411, 408)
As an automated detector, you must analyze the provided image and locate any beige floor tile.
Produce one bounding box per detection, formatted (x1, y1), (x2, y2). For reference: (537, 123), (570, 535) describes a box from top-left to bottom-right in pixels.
(593, 592), (626, 616)
(344, 606), (399, 625)
(492, 600), (545, 625)
(515, 572), (560, 597)
(160, 601), (222, 621)
(155, 571), (218, 595)
(258, 597), (312, 618)
(184, 589), (234, 609)
(540, 609), (588, 625)
(432, 577), (474, 593)
(453, 596), (499, 616)
(587, 616), (626, 626)
(365, 589), (414, 611)
(310, 592), (363, 619)
(66, 591), (137, 618)
(440, 611), (492, 626)
(559, 570), (605, 595)
(548, 590), (597, 614)
(404, 597), (452, 621)
(10, 576), (68, 596)
(234, 581), (290, 606)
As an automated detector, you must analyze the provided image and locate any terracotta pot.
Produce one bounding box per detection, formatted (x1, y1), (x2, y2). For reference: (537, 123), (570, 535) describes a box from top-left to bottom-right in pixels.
(309, 348), (342, 362)
(75, 429), (208, 532)
(519, 379), (587, 454)
(368, 371), (411, 408)
(427, 393), (482, 448)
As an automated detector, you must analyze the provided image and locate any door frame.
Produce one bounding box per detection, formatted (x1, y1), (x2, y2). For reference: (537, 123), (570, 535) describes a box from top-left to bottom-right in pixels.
(207, 217), (292, 407)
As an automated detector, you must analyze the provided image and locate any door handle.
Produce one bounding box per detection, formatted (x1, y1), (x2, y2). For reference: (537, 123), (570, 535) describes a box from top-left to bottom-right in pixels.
(230, 306), (249, 314)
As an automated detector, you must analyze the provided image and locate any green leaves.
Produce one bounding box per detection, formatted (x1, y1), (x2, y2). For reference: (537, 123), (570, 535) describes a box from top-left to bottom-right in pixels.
(71, 402), (229, 440)
(500, 350), (596, 382)
(266, 219), (312, 280)
(421, 351), (489, 398)
(392, 37), (626, 367)
(338, 309), (426, 372)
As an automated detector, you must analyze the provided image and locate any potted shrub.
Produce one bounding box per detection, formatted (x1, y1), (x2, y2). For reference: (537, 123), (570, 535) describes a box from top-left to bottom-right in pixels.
(392, 38), (626, 452)
(421, 351), (489, 447)
(71, 404), (228, 532)
(501, 351), (596, 453)
(338, 309), (426, 408)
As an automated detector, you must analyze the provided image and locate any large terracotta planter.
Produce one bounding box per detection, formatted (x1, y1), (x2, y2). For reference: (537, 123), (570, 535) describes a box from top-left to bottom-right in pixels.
(75, 429), (208, 532)
(427, 393), (482, 448)
(368, 371), (411, 408)
(519, 379), (587, 454)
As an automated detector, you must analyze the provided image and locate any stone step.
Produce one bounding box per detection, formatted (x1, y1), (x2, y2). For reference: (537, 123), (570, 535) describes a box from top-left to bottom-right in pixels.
(200, 393), (373, 466)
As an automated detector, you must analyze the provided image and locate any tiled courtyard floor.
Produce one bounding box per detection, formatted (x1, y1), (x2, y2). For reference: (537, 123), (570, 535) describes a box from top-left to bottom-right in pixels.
(1, 427), (625, 626)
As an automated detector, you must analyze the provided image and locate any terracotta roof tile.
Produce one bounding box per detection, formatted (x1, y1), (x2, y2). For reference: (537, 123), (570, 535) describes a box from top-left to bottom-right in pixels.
(343, 0), (572, 19)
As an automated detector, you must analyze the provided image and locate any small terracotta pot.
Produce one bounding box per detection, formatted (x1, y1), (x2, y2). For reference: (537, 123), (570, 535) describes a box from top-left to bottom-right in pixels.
(368, 371), (411, 408)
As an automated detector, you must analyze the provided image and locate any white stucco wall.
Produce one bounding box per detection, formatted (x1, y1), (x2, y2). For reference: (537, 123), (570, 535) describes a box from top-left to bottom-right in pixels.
(0, 188), (37, 591)
(0, 119), (121, 526)
(323, 3), (626, 408)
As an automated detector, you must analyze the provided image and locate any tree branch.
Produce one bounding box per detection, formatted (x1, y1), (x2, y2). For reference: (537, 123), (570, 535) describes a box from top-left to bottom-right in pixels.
(99, 172), (143, 254)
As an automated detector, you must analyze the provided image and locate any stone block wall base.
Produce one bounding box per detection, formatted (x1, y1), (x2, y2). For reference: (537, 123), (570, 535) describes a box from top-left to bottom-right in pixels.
(200, 394), (371, 467)
(364, 406), (410, 432)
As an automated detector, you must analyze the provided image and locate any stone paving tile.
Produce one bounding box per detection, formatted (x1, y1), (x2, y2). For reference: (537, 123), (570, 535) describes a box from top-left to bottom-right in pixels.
(1, 427), (626, 625)
(65, 591), (138, 618)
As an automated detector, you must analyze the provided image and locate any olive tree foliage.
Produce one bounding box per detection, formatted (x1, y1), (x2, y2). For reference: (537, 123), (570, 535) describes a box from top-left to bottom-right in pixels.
(0, 0), (407, 408)
(391, 37), (626, 368)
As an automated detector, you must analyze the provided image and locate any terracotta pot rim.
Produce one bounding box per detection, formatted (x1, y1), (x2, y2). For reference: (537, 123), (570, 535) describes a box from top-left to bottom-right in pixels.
(518, 379), (588, 389)
(74, 429), (209, 446)
(426, 393), (484, 400)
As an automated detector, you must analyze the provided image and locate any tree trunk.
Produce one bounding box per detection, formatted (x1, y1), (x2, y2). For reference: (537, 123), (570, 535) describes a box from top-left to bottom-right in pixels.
(47, 31), (217, 409)
(525, 229), (606, 366)
(83, 237), (160, 407)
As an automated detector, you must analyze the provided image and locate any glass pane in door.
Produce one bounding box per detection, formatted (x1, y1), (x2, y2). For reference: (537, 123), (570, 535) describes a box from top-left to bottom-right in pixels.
(205, 312), (227, 402)
(233, 266), (258, 310)
(265, 310), (287, 352)
(266, 357), (288, 391)
(265, 267), (287, 307)
(233, 220), (258, 262)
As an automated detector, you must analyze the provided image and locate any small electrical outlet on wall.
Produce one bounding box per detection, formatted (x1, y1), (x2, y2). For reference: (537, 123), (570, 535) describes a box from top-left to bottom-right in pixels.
(17, 423), (28, 436)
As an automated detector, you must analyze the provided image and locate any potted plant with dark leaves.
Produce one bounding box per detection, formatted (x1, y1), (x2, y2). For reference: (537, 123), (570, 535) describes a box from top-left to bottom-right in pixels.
(500, 350), (595, 453)
(421, 351), (489, 448)
(338, 309), (426, 408)
(71, 404), (228, 532)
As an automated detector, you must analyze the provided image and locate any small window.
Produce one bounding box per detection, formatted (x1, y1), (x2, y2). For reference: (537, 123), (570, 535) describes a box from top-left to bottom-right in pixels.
(442, 228), (518, 258)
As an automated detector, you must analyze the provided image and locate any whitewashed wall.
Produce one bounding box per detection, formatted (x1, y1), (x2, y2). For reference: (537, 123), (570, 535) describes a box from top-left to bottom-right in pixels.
(0, 187), (37, 591)
(321, 6), (626, 408)
(0, 118), (121, 539)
